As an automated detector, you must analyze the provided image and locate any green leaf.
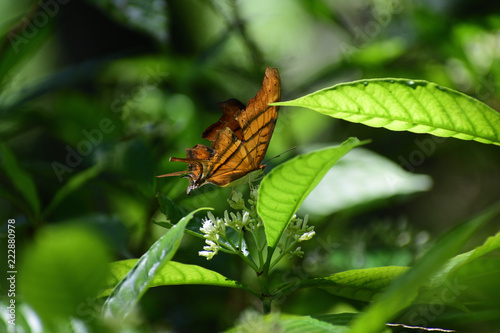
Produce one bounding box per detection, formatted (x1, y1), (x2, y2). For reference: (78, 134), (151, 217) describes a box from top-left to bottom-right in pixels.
(257, 138), (367, 248)
(156, 193), (184, 224)
(274, 79), (500, 146)
(0, 17), (51, 86)
(226, 313), (350, 333)
(155, 194), (206, 237)
(101, 260), (257, 298)
(293, 266), (409, 302)
(434, 228), (500, 282)
(349, 202), (500, 333)
(0, 145), (40, 216)
(312, 313), (357, 327)
(417, 225), (500, 305)
(19, 225), (110, 321)
(101, 207), (210, 320)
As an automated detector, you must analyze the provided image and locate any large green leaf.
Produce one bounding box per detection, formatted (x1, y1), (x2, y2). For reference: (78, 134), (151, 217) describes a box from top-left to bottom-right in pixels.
(433, 229), (500, 282)
(226, 313), (350, 333)
(289, 266), (408, 302)
(349, 202), (500, 333)
(274, 79), (500, 146)
(257, 138), (366, 248)
(101, 207), (210, 320)
(101, 260), (257, 297)
(0, 145), (40, 217)
(417, 226), (500, 304)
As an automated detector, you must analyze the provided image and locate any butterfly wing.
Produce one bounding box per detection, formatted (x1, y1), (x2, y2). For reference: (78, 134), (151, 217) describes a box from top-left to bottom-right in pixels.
(202, 98), (245, 141)
(236, 67), (281, 169)
(205, 127), (256, 186)
(157, 67), (281, 194)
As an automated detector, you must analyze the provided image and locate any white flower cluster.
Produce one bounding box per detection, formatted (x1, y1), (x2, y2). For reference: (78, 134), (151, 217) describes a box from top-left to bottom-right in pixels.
(279, 214), (315, 257)
(198, 210), (251, 260)
(198, 188), (314, 262)
(286, 214), (315, 241)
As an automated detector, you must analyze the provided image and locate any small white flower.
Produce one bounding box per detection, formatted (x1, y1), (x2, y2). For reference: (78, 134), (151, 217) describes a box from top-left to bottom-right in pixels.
(223, 210), (231, 225)
(199, 240), (220, 260)
(241, 211), (250, 226)
(199, 251), (215, 260)
(203, 240), (218, 250)
(298, 231), (316, 242)
(200, 217), (216, 234)
(240, 241), (249, 257)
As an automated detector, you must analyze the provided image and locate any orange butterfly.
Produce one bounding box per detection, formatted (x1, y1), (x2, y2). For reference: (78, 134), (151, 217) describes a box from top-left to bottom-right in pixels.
(157, 67), (281, 195)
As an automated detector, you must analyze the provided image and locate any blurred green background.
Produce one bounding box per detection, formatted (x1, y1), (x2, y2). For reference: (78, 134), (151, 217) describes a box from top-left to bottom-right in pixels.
(1, 0), (500, 331)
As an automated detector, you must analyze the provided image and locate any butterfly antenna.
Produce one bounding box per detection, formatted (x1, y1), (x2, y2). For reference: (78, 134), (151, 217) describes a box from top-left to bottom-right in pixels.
(263, 146), (296, 165)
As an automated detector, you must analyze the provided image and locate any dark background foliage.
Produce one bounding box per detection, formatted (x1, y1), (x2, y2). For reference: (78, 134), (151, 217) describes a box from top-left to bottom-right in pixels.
(1, 0), (499, 331)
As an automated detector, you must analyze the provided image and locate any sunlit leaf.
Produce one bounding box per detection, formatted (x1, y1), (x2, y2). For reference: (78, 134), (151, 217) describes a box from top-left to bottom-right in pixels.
(258, 138), (367, 248)
(101, 207), (210, 320)
(349, 202), (500, 333)
(274, 79), (500, 146)
(101, 260), (257, 298)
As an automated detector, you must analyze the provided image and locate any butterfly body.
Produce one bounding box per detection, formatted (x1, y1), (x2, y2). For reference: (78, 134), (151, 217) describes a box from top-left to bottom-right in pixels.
(158, 67), (281, 195)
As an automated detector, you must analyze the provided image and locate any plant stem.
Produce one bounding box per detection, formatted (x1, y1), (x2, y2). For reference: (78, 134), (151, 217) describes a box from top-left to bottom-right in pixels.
(269, 239), (299, 270)
(258, 246), (276, 314)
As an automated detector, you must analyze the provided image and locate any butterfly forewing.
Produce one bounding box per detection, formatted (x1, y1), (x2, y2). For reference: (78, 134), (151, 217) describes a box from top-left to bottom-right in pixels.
(238, 67), (281, 168)
(208, 128), (257, 186)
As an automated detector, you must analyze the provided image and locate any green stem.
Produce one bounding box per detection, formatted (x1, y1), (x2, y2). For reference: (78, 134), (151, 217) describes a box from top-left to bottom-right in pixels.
(269, 239), (299, 270)
(238, 252), (259, 272)
(257, 246), (276, 314)
(262, 297), (272, 314)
